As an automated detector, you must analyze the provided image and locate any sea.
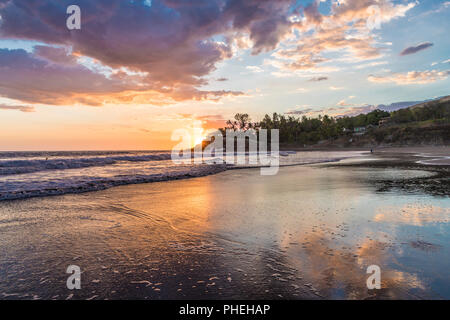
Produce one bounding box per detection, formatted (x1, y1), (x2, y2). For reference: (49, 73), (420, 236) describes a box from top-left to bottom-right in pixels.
(0, 150), (365, 201)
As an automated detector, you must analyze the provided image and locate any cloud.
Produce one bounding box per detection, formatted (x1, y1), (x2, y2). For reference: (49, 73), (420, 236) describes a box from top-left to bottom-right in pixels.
(285, 107), (314, 115)
(303, 1), (323, 25)
(0, 104), (35, 112)
(246, 65), (264, 73)
(368, 70), (450, 85)
(0, 0), (420, 106)
(0, 48), (132, 106)
(355, 61), (388, 69)
(0, 0), (293, 106)
(0, 0), (230, 90)
(336, 99), (354, 107)
(268, 0), (416, 74)
(176, 113), (227, 130)
(400, 42), (434, 56)
(0, 48), (243, 106)
(309, 76), (328, 82)
(34, 45), (78, 65)
(420, 1), (450, 16)
(196, 114), (229, 130)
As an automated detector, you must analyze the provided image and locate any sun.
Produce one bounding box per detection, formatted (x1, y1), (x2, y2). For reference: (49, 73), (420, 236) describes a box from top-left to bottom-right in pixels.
(194, 135), (206, 146)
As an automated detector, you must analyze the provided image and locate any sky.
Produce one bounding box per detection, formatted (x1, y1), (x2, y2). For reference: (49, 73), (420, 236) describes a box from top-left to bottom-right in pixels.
(0, 0), (449, 150)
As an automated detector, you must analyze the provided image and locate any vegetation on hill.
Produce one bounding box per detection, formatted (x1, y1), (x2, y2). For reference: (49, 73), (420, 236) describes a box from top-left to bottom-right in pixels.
(219, 96), (450, 147)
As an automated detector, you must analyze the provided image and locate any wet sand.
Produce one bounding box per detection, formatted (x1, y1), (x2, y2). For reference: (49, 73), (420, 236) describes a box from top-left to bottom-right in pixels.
(0, 153), (449, 300)
(331, 147), (449, 197)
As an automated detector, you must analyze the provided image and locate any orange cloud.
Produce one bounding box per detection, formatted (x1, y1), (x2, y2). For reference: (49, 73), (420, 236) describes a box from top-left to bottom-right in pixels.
(269, 0), (416, 75)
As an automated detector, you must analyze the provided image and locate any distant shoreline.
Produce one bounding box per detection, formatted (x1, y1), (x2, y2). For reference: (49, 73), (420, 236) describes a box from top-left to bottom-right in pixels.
(280, 145), (450, 152)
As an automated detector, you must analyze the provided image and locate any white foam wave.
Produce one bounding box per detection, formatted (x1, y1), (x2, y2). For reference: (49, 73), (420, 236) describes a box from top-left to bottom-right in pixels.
(0, 153), (172, 176)
(0, 164), (226, 201)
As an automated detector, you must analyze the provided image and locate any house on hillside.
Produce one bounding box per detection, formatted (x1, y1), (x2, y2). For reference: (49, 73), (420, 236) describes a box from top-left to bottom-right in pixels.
(342, 128), (353, 133)
(343, 126), (368, 136)
(353, 126), (366, 136)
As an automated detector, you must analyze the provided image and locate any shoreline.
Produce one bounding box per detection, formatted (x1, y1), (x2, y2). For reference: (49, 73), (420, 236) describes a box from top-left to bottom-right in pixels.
(280, 145), (450, 153)
(1, 147), (448, 202)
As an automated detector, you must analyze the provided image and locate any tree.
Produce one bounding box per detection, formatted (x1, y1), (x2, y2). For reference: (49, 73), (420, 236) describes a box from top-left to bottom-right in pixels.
(227, 113), (253, 131)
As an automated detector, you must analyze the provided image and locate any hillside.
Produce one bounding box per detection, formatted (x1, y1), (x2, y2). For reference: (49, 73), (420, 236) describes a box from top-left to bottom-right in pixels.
(303, 121), (450, 148)
(339, 96), (450, 147)
(311, 95), (450, 148)
(219, 95), (450, 149)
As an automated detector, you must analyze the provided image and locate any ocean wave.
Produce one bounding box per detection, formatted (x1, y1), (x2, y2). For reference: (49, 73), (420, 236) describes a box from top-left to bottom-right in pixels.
(0, 151), (366, 201)
(0, 153), (172, 176)
(0, 164), (226, 201)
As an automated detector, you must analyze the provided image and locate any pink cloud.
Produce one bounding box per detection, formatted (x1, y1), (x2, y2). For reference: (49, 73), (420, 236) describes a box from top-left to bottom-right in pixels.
(0, 0), (294, 106)
(0, 104), (35, 113)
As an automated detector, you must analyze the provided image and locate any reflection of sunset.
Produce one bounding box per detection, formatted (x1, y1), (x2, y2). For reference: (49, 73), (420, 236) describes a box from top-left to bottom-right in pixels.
(374, 204), (450, 226)
(124, 176), (214, 234)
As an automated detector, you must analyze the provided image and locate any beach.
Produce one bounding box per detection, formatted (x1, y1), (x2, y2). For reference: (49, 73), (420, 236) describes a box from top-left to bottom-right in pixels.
(1, 0), (449, 309)
(0, 148), (449, 300)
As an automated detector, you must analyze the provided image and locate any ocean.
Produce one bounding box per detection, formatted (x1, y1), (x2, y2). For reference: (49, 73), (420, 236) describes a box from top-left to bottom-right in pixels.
(0, 150), (366, 201)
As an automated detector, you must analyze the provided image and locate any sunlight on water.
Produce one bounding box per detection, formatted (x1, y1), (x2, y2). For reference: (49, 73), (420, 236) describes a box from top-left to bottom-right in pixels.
(0, 163), (448, 300)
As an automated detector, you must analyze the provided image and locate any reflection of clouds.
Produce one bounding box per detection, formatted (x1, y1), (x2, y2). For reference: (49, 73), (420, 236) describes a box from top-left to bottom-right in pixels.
(286, 231), (427, 299)
(387, 271), (425, 291)
(374, 204), (450, 226)
(356, 237), (390, 263)
(356, 239), (425, 291)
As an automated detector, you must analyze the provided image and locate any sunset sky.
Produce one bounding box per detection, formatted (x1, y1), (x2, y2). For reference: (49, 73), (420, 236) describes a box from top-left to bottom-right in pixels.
(0, 0), (449, 150)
